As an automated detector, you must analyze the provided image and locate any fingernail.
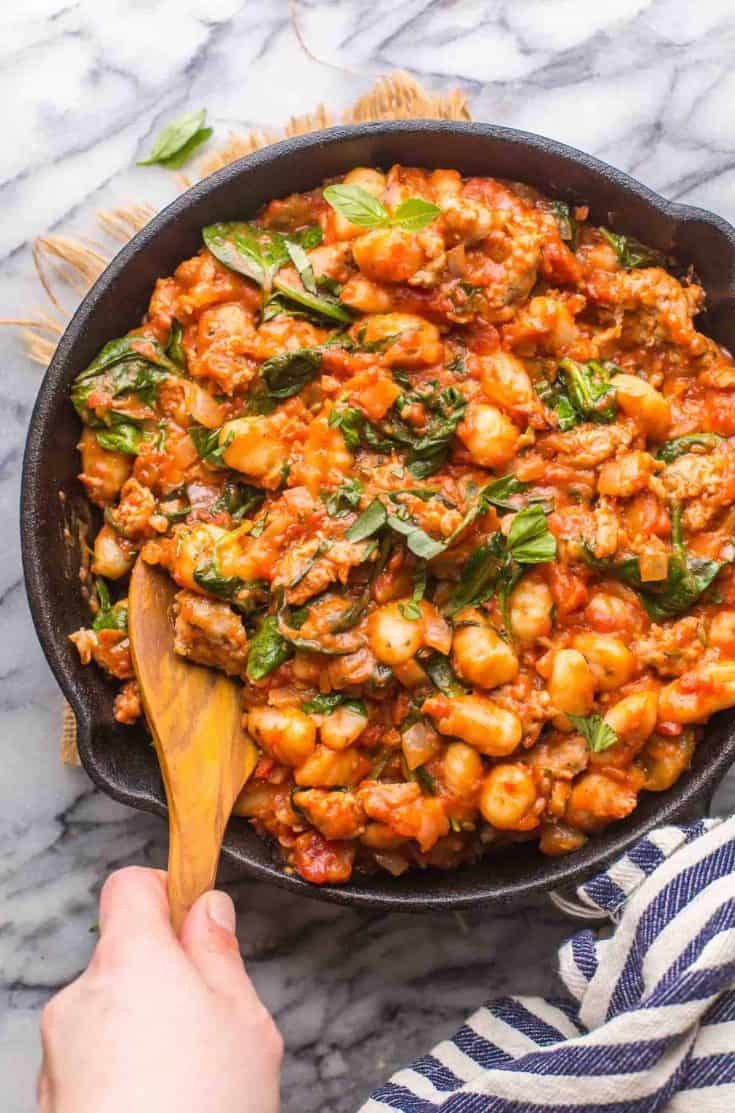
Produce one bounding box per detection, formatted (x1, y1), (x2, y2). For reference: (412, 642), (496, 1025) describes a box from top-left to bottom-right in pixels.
(205, 890), (236, 933)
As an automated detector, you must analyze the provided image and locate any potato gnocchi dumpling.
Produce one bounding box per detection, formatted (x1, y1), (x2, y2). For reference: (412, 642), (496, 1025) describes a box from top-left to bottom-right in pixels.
(70, 164), (735, 885)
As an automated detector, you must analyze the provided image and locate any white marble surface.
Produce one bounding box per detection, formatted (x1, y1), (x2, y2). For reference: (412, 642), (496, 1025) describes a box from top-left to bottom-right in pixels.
(3, 2), (735, 1110)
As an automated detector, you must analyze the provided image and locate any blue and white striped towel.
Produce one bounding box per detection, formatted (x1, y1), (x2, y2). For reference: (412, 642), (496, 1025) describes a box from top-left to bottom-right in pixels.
(362, 816), (735, 1112)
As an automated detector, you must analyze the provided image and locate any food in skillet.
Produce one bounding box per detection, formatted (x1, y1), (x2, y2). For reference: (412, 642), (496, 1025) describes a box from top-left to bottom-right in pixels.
(70, 164), (735, 885)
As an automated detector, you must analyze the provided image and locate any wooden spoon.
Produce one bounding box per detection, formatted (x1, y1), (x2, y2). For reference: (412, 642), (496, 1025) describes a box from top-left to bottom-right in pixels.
(128, 559), (257, 933)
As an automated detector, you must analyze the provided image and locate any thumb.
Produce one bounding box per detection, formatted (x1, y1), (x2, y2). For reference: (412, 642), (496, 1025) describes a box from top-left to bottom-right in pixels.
(179, 889), (257, 1001)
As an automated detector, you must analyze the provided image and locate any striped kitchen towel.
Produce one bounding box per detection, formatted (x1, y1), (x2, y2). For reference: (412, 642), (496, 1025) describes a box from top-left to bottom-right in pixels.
(362, 816), (735, 1112)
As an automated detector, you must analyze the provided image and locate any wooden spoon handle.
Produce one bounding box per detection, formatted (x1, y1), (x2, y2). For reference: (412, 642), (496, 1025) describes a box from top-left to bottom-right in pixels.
(128, 561), (256, 934)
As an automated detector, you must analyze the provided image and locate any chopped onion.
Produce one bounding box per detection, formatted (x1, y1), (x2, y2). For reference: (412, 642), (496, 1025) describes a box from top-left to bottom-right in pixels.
(447, 243), (467, 277)
(401, 719), (440, 770)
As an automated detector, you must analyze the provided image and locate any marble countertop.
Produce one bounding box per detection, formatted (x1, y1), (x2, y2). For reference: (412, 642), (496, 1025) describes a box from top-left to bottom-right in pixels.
(3, 2), (735, 1110)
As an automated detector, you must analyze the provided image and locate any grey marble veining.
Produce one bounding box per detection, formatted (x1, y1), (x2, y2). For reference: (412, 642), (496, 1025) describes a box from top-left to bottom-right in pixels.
(2, 2), (735, 1110)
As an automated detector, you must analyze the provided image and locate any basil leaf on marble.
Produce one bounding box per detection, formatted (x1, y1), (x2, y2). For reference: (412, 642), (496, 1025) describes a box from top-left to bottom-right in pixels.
(138, 109), (212, 168)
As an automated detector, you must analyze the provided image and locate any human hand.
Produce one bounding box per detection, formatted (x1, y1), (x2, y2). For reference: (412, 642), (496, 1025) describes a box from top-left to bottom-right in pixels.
(38, 867), (282, 1113)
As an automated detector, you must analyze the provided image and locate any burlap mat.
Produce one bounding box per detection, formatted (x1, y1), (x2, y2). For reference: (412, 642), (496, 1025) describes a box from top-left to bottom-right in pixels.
(7, 69), (472, 766)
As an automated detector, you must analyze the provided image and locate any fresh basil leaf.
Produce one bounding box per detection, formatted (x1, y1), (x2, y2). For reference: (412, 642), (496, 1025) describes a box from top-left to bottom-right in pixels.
(506, 505), (557, 564)
(138, 109), (211, 167)
(246, 615), (292, 681)
(322, 477), (364, 517)
(657, 434), (723, 464)
(568, 713), (618, 754)
(189, 424), (231, 469)
(323, 184), (389, 228)
(166, 320), (186, 368)
(260, 347), (323, 399)
(271, 277), (352, 323)
(390, 197), (441, 232)
(285, 239), (317, 295)
(560, 358), (617, 424)
(203, 222), (278, 288)
(425, 653), (467, 696)
(600, 228), (666, 270)
(95, 422), (142, 456)
(91, 576), (129, 632)
(480, 474), (528, 512)
(346, 499), (387, 542)
(328, 405), (363, 450)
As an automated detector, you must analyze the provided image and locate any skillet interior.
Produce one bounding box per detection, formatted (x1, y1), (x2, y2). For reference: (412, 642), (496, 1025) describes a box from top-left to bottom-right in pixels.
(21, 120), (735, 910)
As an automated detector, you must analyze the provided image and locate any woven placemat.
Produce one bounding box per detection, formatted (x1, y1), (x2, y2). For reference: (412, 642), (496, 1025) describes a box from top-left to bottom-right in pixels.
(10, 70), (472, 766)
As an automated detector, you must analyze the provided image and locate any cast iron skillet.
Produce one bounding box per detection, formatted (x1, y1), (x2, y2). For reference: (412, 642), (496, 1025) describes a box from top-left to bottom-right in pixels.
(21, 121), (735, 910)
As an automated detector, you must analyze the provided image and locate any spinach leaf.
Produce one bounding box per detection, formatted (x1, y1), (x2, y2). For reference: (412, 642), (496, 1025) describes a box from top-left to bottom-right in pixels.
(323, 185), (440, 232)
(446, 535), (506, 616)
(425, 653), (467, 696)
(582, 506), (723, 621)
(166, 320), (186, 368)
(246, 615), (292, 681)
(71, 337), (175, 420)
(91, 577), (128, 632)
(301, 693), (367, 716)
(260, 348), (323, 399)
(193, 561), (268, 613)
(405, 386), (467, 478)
(271, 277), (352, 324)
(658, 434), (723, 464)
(95, 422), (142, 455)
(600, 228), (666, 270)
(323, 477), (364, 517)
(137, 109), (212, 168)
(506, 505), (557, 564)
(212, 480), (264, 520)
(480, 475), (529, 512)
(189, 424), (232, 469)
(328, 405), (363, 449)
(346, 499), (387, 542)
(537, 359), (617, 431)
(568, 713), (618, 753)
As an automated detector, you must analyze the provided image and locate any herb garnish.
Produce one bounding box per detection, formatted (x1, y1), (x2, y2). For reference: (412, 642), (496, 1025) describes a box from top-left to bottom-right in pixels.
(600, 228), (666, 270)
(323, 185), (440, 232)
(91, 577), (128, 632)
(246, 615), (292, 681)
(137, 109), (213, 169)
(537, 358), (617, 431)
(568, 713), (618, 753)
